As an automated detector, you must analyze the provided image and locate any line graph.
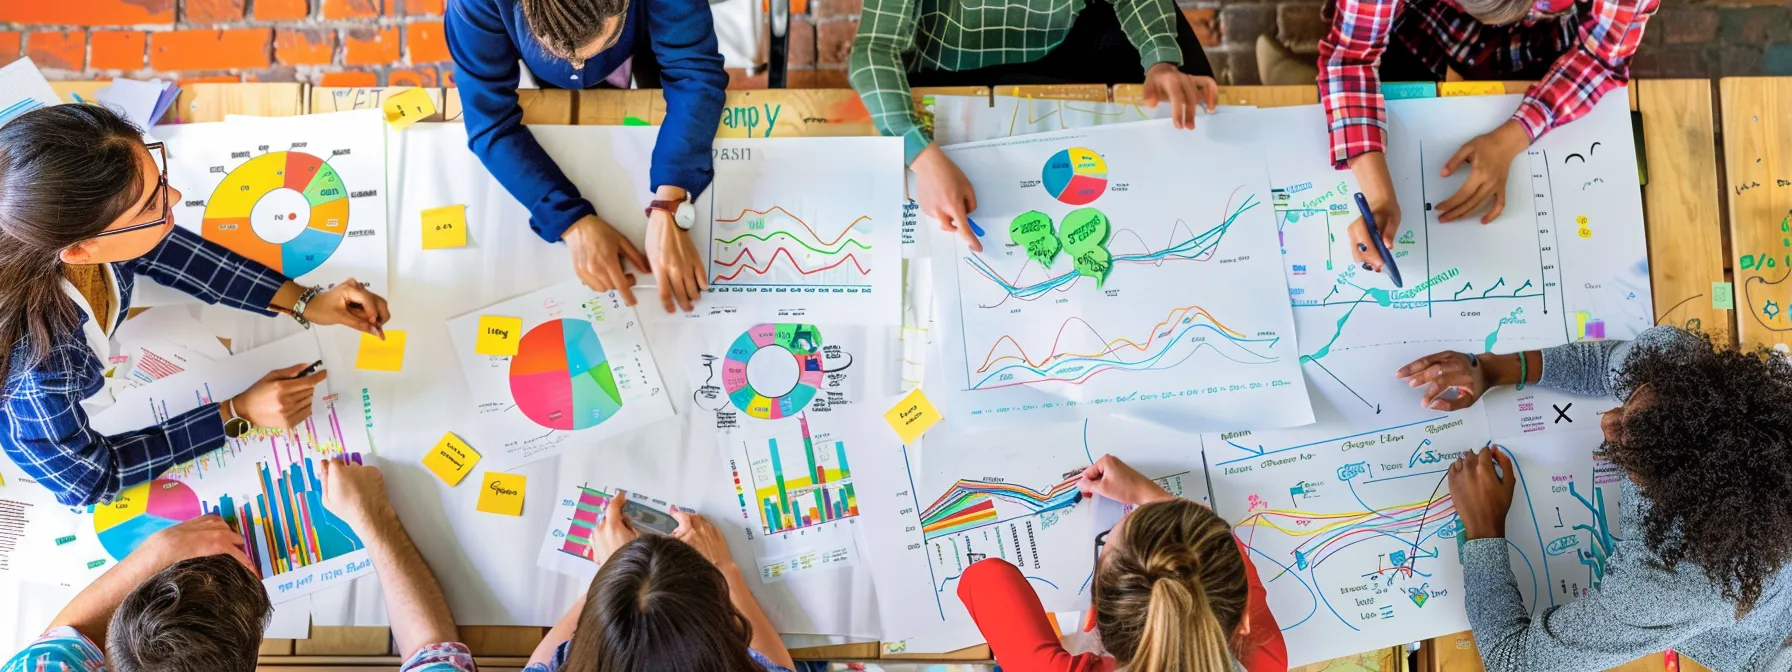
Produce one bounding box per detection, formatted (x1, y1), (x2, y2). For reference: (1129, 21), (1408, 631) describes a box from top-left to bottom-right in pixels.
(919, 475), (1081, 541)
(709, 204), (876, 290)
(971, 304), (1281, 390)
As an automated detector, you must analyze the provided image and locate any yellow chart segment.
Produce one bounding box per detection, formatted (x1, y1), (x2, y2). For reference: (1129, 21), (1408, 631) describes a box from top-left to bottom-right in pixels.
(93, 481), (150, 535)
(204, 153), (289, 219)
(1068, 147), (1107, 176)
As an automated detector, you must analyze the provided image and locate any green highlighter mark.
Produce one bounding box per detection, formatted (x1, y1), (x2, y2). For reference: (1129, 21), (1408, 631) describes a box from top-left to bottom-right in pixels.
(1009, 211), (1060, 267)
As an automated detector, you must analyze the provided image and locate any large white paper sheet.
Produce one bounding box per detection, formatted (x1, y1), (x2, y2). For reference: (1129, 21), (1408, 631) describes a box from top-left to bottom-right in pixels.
(0, 58), (59, 126)
(927, 118), (1313, 431)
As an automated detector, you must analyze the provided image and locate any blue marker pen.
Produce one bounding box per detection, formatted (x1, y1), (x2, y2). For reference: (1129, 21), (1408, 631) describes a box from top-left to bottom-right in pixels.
(966, 218), (986, 238)
(1353, 192), (1403, 288)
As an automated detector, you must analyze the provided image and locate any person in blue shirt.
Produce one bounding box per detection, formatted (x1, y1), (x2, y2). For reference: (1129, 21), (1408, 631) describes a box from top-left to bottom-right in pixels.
(446, 0), (727, 313)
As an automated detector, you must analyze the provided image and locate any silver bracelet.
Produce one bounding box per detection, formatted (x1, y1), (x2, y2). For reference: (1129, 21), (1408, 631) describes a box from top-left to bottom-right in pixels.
(289, 285), (323, 329)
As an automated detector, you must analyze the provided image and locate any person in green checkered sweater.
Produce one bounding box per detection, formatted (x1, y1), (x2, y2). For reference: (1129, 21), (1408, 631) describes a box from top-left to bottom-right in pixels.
(847, 0), (1217, 252)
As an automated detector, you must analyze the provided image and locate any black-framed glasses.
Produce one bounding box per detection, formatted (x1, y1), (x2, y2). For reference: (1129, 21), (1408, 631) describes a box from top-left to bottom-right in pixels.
(1093, 528), (1110, 569)
(92, 142), (170, 239)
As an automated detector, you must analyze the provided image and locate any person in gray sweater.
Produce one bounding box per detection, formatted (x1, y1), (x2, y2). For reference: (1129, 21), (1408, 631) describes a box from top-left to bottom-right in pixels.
(1397, 326), (1792, 672)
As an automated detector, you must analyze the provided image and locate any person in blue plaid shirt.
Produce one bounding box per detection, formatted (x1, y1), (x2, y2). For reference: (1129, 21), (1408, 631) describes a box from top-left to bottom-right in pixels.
(3, 459), (482, 672)
(0, 105), (392, 508)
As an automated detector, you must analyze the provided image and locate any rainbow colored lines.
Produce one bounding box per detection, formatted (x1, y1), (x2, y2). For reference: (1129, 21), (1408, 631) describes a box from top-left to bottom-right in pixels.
(207, 453), (366, 579)
(1233, 495), (1455, 581)
(970, 304), (1281, 390)
(919, 475), (1082, 541)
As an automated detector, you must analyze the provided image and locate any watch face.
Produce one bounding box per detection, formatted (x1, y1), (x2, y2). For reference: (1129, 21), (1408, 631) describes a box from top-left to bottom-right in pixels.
(225, 417), (251, 439)
(674, 201), (696, 230)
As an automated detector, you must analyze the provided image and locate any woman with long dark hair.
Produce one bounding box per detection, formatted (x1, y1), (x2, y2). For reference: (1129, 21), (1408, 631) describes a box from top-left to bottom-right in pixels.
(0, 105), (391, 507)
(523, 493), (796, 672)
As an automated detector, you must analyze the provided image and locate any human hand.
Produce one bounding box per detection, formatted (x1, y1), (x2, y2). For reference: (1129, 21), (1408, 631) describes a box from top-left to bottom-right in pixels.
(670, 509), (737, 572)
(141, 514), (254, 575)
(911, 144), (982, 253)
(305, 278), (391, 338)
(229, 363), (326, 429)
(1345, 151), (1401, 273)
(1140, 63), (1217, 130)
(585, 489), (639, 565)
(1397, 351), (1488, 411)
(1448, 446), (1516, 540)
(562, 214), (651, 305)
(1437, 119), (1529, 224)
(1078, 454), (1173, 506)
(646, 212), (707, 313)
(319, 458), (392, 533)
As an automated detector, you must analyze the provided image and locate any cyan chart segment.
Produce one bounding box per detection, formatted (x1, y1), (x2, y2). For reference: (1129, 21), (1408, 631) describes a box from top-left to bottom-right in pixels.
(756, 415), (857, 534)
(207, 453), (366, 579)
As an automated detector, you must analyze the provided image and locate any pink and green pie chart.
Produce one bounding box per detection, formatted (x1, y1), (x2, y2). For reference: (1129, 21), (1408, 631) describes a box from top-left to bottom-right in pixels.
(94, 479), (201, 561)
(723, 323), (824, 420)
(509, 319), (625, 431)
(1042, 147), (1108, 206)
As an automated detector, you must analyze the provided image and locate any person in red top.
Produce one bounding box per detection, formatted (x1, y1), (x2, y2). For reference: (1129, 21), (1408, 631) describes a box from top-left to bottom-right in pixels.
(1321, 0), (1658, 273)
(957, 455), (1287, 672)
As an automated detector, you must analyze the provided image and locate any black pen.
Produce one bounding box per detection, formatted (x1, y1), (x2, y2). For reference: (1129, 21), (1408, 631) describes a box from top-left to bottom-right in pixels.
(294, 360), (325, 379)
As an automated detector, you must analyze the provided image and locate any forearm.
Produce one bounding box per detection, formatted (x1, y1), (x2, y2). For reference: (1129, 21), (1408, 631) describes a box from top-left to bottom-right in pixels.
(1115, 0), (1183, 70)
(723, 563), (793, 668)
(527, 597), (583, 667)
(355, 508), (458, 658)
(49, 545), (172, 647)
(1476, 351), (1541, 389)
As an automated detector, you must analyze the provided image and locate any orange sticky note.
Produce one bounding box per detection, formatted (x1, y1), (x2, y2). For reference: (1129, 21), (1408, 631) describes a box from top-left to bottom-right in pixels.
(1438, 81), (1505, 97)
(475, 315), (523, 356)
(883, 388), (942, 445)
(355, 331), (407, 371)
(421, 204), (467, 249)
(422, 432), (481, 486)
(477, 471), (527, 516)
(382, 87), (437, 130)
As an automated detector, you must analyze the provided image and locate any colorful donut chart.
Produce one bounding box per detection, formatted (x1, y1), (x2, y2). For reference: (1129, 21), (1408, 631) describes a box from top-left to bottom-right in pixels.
(723, 324), (824, 420)
(201, 151), (349, 278)
(1042, 147), (1108, 206)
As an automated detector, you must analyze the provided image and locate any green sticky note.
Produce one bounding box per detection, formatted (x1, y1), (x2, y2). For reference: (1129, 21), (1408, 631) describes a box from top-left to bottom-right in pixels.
(1008, 211), (1059, 267)
(1713, 281), (1735, 310)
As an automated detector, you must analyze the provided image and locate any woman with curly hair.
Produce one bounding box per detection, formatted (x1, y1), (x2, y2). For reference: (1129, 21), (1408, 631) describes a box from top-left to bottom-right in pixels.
(1397, 326), (1792, 672)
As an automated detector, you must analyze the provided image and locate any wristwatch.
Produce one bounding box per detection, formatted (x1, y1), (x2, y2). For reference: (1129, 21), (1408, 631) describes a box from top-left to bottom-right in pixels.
(286, 285), (323, 329)
(222, 399), (251, 439)
(646, 198), (696, 231)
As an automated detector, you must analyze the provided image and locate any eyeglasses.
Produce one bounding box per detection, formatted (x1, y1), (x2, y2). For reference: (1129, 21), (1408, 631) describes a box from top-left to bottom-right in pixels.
(92, 142), (170, 239)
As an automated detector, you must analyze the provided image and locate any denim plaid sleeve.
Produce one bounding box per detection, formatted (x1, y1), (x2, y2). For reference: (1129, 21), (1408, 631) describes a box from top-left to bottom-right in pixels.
(1317, 0), (1398, 167)
(400, 643), (479, 672)
(127, 227), (288, 316)
(2, 335), (227, 507)
(1512, 0), (1657, 141)
(1, 626), (106, 672)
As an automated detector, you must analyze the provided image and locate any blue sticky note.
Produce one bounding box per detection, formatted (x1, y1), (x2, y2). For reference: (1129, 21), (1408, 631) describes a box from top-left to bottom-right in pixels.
(1382, 82), (1438, 100)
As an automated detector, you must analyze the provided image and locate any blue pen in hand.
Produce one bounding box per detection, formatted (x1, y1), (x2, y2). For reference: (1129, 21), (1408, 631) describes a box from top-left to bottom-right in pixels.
(1353, 192), (1403, 288)
(966, 218), (986, 238)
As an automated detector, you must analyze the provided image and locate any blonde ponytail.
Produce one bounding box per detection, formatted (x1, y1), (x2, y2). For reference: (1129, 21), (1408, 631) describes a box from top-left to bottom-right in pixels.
(1095, 500), (1248, 672)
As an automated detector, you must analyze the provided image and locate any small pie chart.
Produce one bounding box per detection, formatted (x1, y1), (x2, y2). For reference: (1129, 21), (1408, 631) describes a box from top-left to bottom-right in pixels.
(94, 479), (202, 561)
(509, 319), (626, 431)
(1042, 147), (1108, 206)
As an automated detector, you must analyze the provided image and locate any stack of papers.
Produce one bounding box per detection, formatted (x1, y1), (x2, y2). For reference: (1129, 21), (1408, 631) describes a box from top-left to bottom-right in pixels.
(95, 77), (180, 129)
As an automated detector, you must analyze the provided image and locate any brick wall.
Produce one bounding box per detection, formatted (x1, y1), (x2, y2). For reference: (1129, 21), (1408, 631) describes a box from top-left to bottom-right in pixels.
(0, 0), (453, 86)
(4, 0), (1790, 89)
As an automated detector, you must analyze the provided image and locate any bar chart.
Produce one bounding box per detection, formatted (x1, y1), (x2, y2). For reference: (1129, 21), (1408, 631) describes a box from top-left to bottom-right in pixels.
(206, 453), (366, 579)
(740, 414), (858, 535)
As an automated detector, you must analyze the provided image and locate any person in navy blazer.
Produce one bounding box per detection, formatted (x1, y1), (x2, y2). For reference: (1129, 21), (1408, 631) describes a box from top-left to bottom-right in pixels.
(447, 0), (726, 313)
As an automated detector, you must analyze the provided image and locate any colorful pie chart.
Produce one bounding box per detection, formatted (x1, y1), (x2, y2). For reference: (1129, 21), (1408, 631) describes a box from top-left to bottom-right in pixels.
(94, 479), (202, 561)
(722, 323), (825, 420)
(200, 151), (349, 278)
(1042, 147), (1108, 206)
(510, 319), (625, 430)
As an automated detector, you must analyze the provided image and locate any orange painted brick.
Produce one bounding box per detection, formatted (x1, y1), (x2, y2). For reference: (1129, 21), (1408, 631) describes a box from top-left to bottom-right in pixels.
(149, 29), (271, 71)
(0, 0), (173, 26)
(0, 32), (21, 67)
(343, 26), (400, 66)
(91, 31), (147, 70)
(406, 21), (449, 63)
(275, 29), (333, 66)
(406, 0), (444, 15)
(185, 0), (246, 23)
(322, 0), (381, 20)
(387, 66), (437, 87)
(176, 74), (241, 88)
(27, 31), (85, 70)
(255, 0), (309, 20)
(320, 70), (378, 86)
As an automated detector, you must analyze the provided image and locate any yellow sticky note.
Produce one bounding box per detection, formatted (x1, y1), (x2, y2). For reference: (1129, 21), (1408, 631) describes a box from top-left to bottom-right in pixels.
(1439, 81), (1505, 97)
(382, 87), (437, 130)
(884, 388), (942, 445)
(355, 331), (407, 371)
(477, 471), (527, 516)
(421, 205), (468, 249)
(475, 315), (524, 356)
(422, 432), (481, 486)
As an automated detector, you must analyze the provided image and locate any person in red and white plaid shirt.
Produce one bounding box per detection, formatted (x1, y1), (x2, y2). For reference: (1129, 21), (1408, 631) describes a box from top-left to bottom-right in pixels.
(1320, 0), (1658, 273)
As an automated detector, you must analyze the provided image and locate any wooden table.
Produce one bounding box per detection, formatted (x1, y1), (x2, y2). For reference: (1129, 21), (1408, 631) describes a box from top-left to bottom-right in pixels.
(45, 79), (1739, 671)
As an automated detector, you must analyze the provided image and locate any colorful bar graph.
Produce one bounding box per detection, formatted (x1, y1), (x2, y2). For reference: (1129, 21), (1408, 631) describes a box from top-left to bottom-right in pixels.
(748, 414), (859, 535)
(207, 453), (364, 579)
(558, 487), (611, 559)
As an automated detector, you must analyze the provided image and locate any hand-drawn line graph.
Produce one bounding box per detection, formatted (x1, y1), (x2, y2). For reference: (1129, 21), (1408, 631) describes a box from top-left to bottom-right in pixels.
(970, 305), (1281, 390)
(709, 205), (875, 290)
(1002, 98), (1156, 137)
(919, 475), (1081, 541)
